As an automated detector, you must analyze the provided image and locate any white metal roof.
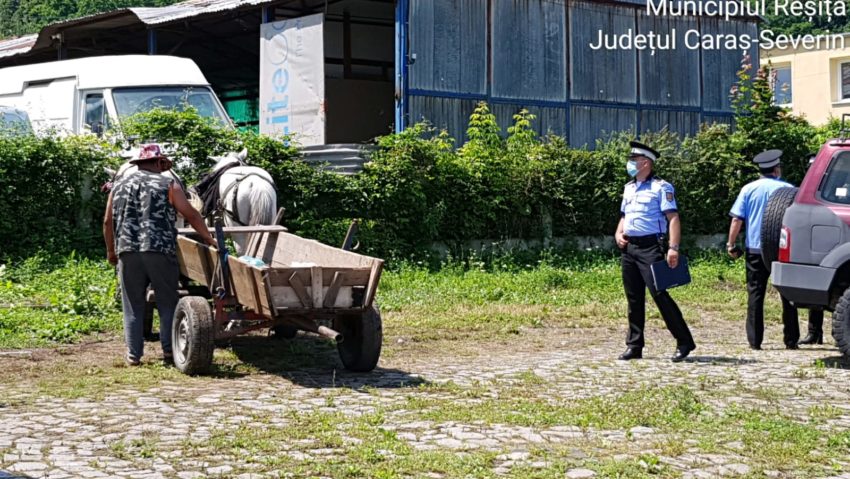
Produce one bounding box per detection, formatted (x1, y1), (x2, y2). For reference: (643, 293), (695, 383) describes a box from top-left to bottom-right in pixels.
(0, 0), (286, 59)
(0, 55), (211, 95)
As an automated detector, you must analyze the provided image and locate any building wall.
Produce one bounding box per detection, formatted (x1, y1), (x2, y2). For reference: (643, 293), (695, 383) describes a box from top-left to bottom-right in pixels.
(405, 0), (759, 147)
(762, 42), (850, 126)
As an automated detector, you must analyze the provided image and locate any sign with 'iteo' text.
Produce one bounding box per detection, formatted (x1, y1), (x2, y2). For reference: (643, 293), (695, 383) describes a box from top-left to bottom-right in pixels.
(260, 14), (325, 145)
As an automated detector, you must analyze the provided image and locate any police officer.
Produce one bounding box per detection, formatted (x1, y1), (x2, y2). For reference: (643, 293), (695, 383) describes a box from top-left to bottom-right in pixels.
(726, 149), (823, 349)
(615, 141), (697, 362)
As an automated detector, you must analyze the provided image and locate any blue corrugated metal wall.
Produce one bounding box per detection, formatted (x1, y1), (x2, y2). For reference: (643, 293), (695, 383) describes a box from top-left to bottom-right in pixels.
(398, 0), (759, 148)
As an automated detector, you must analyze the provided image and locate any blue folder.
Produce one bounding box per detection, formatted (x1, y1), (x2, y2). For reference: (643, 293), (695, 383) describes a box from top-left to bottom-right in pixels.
(650, 255), (691, 291)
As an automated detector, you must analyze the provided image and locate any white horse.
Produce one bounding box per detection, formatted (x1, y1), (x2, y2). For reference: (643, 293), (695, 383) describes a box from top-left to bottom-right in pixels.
(204, 149), (277, 255)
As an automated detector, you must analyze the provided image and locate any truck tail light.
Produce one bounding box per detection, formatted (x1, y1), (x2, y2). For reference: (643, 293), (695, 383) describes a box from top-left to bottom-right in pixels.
(778, 227), (791, 263)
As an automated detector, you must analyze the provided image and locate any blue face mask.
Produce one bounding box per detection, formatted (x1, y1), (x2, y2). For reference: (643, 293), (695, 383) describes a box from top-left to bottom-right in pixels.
(626, 160), (639, 177)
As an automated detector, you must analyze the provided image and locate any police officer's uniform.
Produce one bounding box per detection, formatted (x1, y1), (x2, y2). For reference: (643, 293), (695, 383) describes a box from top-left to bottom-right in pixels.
(729, 149), (822, 349)
(619, 142), (696, 359)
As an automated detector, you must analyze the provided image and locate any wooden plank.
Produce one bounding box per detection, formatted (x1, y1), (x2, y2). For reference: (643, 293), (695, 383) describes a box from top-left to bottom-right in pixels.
(272, 285), (352, 309)
(254, 267), (273, 317)
(177, 236), (214, 286)
(323, 271), (344, 308)
(363, 259), (384, 309)
(178, 225), (288, 235)
(246, 208), (285, 259)
(267, 268), (371, 288)
(288, 272), (312, 308)
(245, 232), (261, 258)
(311, 266), (323, 308)
(228, 257), (260, 313)
(247, 232), (264, 258)
(261, 233), (279, 264)
(256, 232), (380, 269)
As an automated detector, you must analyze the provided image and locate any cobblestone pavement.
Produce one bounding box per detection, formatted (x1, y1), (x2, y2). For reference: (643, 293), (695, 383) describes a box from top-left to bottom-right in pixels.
(1, 318), (850, 478)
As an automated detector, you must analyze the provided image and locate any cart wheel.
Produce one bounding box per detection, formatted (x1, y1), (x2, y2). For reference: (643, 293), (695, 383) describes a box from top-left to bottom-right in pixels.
(172, 296), (215, 375)
(334, 305), (382, 372)
(271, 325), (299, 340)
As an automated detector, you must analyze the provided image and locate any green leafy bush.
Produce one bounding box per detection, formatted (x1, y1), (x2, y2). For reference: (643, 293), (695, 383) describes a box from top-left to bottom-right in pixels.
(0, 135), (112, 258)
(3, 79), (843, 262)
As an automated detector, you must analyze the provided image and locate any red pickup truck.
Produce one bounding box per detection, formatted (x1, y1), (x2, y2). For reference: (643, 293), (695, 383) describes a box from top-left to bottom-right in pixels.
(768, 117), (850, 357)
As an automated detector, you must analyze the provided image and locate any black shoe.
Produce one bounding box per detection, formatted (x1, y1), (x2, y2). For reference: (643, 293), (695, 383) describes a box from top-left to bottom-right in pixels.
(798, 332), (824, 346)
(786, 343), (799, 350)
(750, 345), (761, 350)
(618, 347), (643, 360)
(144, 332), (160, 342)
(671, 345), (695, 363)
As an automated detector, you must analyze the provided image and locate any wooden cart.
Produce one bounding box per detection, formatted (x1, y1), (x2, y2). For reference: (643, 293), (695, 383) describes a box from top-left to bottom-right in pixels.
(171, 222), (384, 375)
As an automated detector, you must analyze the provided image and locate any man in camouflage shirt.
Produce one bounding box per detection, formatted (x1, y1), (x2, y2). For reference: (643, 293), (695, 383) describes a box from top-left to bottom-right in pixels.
(104, 144), (216, 366)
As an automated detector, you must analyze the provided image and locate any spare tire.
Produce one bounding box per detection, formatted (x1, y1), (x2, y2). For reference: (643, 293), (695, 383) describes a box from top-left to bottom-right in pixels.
(760, 187), (798, 272)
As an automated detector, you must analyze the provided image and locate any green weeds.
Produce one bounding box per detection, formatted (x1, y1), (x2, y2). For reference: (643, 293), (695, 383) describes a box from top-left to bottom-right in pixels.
(0, 253), (120, 348)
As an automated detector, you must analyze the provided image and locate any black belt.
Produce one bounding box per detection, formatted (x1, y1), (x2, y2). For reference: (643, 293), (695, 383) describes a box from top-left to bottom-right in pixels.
(626, 234), (662, 247)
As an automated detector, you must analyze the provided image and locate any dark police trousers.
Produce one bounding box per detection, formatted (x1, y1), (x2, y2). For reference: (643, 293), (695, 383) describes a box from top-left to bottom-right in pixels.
(621, 237), (695, 349)
(745, 252), (799, 348)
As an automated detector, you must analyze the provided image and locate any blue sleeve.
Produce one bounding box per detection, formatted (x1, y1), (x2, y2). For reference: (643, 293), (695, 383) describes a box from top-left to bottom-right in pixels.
(730, 188), (748, 219)
(660, 182), (677, 213)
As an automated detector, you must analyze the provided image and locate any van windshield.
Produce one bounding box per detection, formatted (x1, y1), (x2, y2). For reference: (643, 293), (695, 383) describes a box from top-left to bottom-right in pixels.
(112, 87), (228, 123)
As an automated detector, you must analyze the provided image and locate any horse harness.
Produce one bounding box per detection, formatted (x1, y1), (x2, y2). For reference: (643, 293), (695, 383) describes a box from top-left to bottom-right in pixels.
(219, 171), (277, 226)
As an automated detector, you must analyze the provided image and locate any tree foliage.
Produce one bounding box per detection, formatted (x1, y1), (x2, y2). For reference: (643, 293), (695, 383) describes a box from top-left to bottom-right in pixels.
(0, 0), (180, 38)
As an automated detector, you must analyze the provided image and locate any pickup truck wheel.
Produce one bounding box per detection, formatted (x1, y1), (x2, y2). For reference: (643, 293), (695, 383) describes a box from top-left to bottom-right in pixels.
(760, 187), (798, 272)
(833, 288), (850, 358)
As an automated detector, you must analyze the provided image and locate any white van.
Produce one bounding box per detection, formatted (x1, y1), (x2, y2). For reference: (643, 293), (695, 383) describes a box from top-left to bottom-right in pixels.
(0, 55), (232, 135)
(0, 105), (33, 136)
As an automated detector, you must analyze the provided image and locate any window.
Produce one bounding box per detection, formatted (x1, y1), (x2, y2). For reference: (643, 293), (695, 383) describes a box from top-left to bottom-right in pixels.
(112, 87), (228, 123)
(84, 93), (106, 134)
(773, 65), (792, 105)
(841, 62), (850, 101)
(821, 151), (850, 204)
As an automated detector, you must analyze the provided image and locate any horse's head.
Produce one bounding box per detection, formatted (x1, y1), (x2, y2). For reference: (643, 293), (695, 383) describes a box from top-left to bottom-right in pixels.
(211, 148), (248, 172)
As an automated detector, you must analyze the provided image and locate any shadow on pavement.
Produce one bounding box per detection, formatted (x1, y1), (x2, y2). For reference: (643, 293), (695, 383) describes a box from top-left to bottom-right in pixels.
(0, 471), (34, 478)
(688, 356), (758, 365)
(819, 356), (850, 369)
(216, 333), (428, 390)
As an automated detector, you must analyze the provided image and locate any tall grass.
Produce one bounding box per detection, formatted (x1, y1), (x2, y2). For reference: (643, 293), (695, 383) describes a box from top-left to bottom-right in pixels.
(0, 250), (765, 348)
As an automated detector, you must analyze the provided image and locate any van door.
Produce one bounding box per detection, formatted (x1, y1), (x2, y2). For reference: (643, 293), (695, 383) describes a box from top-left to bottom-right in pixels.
(20, 77), (77, 134)
(81, 91), (108, 135)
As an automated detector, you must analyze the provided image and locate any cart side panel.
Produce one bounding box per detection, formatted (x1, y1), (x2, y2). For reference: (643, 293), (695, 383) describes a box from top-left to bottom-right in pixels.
(253, 267), (274, 318)
(266, 267), (371, 310)
(177, 236), (214, 286)
(228, 257), (261, 313)
(257, 232), (380, 269)
(266, 268), (371, 287)
(363, 259), (385, 309)
(270, 286), (354, 309)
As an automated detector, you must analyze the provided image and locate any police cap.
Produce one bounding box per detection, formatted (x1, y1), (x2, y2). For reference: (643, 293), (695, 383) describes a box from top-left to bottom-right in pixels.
(629, 141), (660, 161)
(753, 149), (782, 169)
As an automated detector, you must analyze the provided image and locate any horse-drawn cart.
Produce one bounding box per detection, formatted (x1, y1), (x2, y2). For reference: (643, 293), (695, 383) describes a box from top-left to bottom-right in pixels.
(171, 222), (384, 375)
